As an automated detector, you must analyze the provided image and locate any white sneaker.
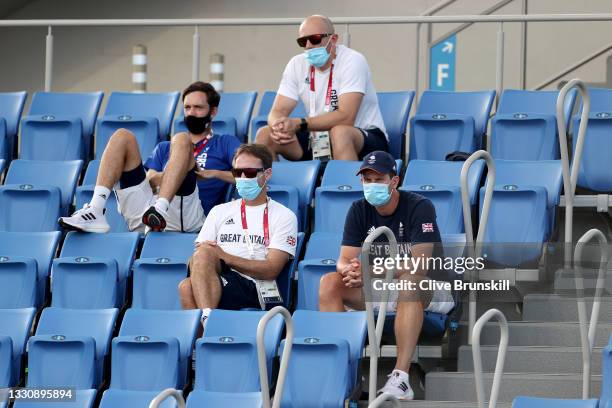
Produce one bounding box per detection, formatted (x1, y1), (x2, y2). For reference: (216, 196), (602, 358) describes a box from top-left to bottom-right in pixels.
(378, 369), (414, 400)
(59, 204), (110, 233)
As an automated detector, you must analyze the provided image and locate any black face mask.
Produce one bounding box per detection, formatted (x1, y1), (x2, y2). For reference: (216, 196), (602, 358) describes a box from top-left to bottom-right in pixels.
(184, 114), (211, 135)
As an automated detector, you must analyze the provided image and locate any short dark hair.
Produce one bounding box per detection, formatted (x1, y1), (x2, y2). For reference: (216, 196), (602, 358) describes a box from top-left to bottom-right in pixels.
(182, 81), (220, 108)
(233, 143), (273, 170)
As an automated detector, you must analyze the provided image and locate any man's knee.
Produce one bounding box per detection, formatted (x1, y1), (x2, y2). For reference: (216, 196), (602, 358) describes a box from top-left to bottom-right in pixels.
(319, 272), (343, 301)
(170, 131), (192, 150)
(191, 246), (220, 275)
(110, 128), (138, 145)
(330, 125), (357, 147)
(178, 277), (192, 297)
(255, 126), (273, 145)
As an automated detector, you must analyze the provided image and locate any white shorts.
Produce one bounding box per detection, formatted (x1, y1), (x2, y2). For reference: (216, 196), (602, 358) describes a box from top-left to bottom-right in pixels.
(374, 287), (455, 315)
(114, 178), (204, 233)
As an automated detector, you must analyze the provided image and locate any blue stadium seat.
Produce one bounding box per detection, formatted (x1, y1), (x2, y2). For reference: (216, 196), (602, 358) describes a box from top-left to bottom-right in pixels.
(491, 89), (577, 160)
(0, 159), (5, 177)
(378, 91), (415, 160)
(117, 308), (200, 389)
(132, 232), (197, 310)
(0, 231), (61, 306)
(0, 91), (27, 162)
(314, 160), (401, 233)
(195, 310), (284, 392)
(277, 232), (304, 309)
(0, 255), (36, 308)
(409, 90), (495, 161)
(96, 91), (180, 159)
(186, 391), (261, 408)
(572, 88), (612, 192)
(269, 160), (321, 231)
(59, 232), (139, 306)
(174, 91), (257, 142)
(279, 310), (367, 408)
(33, 307), (119, 387)
(297, 232), (343, 310)
(0, 308), (36, 386)
(13, 390), (98, 408)
(20, 92), (103, 161)
(75, 160), (128, 232)
(250, 91), (307, 139)
(480, 160), (562, 266)
(400, 159), (485, 234)
(99, 389), (180, 408)
(0, 160), (82, 232)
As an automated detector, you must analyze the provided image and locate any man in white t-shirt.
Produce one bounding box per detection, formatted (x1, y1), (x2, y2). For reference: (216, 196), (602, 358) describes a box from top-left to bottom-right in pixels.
(179, 144), (298, 312)
(255, 14), (388, 161)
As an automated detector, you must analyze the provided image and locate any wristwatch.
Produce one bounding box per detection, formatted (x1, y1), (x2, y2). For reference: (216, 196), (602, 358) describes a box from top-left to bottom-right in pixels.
(299, 117), (308, 132)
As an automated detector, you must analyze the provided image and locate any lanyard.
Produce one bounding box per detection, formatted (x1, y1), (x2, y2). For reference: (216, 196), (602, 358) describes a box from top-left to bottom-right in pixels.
(193, 135), (212, 158)
(309, 63), (334, 117)
(240, 198), (270, 259)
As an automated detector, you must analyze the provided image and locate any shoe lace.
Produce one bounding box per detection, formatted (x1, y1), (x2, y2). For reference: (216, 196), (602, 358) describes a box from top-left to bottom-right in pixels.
(386, 372), (406, 388)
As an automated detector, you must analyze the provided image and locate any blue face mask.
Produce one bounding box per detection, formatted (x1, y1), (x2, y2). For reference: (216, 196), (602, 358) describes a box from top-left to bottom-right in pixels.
(363, 183), (392, 207)
(236, 177), (264, 201)
(305, 44), (331, 68)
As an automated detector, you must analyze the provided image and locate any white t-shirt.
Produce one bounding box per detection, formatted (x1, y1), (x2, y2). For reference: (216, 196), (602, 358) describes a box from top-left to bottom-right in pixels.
(277, 44), (388, 140)
(196, 198), (298, 282)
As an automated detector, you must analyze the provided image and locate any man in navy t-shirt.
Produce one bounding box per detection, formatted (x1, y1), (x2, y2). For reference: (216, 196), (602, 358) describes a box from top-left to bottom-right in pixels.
(318, 151), (454, 400)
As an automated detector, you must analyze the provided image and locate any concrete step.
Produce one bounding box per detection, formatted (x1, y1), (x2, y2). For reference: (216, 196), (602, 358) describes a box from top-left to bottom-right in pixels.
(554, 268), (612, 294)
(523, 294), (612, 322)
(357, 401), (512, 407)
(457, 321), (612, 347)
(425, 372), (601, 402)
(457, 345), (603, 373)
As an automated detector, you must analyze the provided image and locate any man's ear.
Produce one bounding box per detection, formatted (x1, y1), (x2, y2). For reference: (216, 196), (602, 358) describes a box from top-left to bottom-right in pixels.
(391, 175), (400, 190)
(210, 106), (218, 118)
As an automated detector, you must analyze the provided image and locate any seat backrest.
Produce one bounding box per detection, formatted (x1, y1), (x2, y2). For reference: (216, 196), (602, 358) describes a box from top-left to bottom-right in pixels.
(104, 92), (180, 137)
(320, 160), (362, 188)
(257, 91), (277, 116)
(378, 91), (415, 159)
(497, 89), (577, 129)
(140, 232), (197, 262)
(5, 160), (83, 209)
(600, 344), (612, 407)
(0, 231), (61, 282)
(494, 160), (563, 206)
(417, 90), (496, 137)
(29, 92), (103, 136)
(271, 160), (320, 213)
(81, 159), (100, 186)
(0, 159), (5, 176)
(0, 91), (27, 137)
(60, 232), (140, 282)
(218, 92), (257, 139)
(403, 159), (485, 204)
(0, 308), (36, 357)
(580, 88), (612, 113)
(303, 232), (342, 259)
(36, 307), (119, 360)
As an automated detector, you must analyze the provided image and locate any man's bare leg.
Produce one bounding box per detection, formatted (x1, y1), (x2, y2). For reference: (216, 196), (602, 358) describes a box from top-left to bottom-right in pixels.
(318, 272), (365, 311)
(178, 277), (198, 309)
(255, 126), (304, 161)
(158, 132), (196, 201)
(329, 125), (365, 161)
(188, 246), (223, 309)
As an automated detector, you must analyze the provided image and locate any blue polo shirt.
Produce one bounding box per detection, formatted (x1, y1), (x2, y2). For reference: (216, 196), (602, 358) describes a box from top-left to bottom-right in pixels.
(144, 134), (241, 215)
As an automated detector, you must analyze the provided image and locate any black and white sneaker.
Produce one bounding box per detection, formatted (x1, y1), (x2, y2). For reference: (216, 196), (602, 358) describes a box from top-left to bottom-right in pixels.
(59, 204), (110, 233)
(142, 206), (168, 232)
(378, 369), (414, 400)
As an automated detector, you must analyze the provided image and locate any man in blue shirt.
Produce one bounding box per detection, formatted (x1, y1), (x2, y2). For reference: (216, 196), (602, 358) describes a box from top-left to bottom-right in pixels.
(60, 81), (239, 233)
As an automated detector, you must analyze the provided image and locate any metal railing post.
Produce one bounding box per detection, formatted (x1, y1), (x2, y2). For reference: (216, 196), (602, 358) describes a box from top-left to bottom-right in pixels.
(574, 228), (609, 399)
(495, 22), (505, 108)
(344, 23), (351, 47)
(369, 392), (400, 408)
(472, 309), (509, 408)
(360, 226), (398, 404)
(557, 79), (590, 245)
(519, 0), (528, 89)
(415, 22), (421, 104)
(257, 306), (293, 408)
(148, 389), (185, 408)
(461, 151), (496, 341)
(44, 26), (53, 91)
(192, 26), (200, 82)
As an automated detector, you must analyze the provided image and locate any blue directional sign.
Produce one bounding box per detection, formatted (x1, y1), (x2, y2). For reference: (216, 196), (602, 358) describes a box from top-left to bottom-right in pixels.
(429, 34), (456, 91)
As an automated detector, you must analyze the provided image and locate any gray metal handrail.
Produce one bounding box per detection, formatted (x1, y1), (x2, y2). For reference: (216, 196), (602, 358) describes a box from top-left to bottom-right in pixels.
(557, 79), (590, 245)
(361, 226), (398, 405)
(148, 388), (185, 408)
(257, 306), (293, 408)
(461, 150), (497, 341)
(369, 392), (401, 408)
(472, 309), (509, 408)
(574, 229), (609, 399)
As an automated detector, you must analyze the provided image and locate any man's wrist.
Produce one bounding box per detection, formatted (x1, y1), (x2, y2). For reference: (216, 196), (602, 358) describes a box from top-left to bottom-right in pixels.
(299, 117), (308, 132)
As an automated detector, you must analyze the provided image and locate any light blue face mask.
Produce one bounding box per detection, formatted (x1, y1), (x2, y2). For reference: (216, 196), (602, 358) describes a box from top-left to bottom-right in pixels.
(236, 177), (264, 201)
(305, 43), (331, 68)
(363, 183), (392, 207)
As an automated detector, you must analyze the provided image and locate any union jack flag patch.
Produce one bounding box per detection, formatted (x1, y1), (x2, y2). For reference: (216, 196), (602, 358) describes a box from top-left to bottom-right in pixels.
(286, 236), (297, 246)
(422, 223), (434, 233)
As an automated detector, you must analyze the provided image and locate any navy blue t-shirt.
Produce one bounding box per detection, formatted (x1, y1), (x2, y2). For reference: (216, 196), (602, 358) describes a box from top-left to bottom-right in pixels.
(342, 191), (449, 280)
(144, 134), (241, 215)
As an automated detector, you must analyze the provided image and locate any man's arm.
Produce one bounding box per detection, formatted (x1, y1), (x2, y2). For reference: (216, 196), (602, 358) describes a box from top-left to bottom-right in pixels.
(398, 242), (434, 277)
(147, 169), (163, 191)
(268, 94), (298, 129)
(204, 242), (290, 281)
(196, 169), (235, 184)
(304, 92), (363, 131)
(337, 245), (362, 288)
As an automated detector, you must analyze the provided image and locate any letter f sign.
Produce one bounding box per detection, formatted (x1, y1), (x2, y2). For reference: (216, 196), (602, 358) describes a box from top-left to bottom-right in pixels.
(437, 64), (449, 87)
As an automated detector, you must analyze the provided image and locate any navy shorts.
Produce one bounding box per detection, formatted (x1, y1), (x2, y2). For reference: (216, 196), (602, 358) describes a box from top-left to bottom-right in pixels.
(296, 127), (389, 160)
(216, 261), (262, 310)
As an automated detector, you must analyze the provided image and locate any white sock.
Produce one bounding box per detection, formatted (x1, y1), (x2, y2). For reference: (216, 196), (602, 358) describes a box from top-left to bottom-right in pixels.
(392, 369), (409, 380)
(90, 186), (110, 210)
(201, 308), (212, 332)
(154, 197), (170, 213)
